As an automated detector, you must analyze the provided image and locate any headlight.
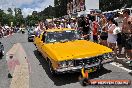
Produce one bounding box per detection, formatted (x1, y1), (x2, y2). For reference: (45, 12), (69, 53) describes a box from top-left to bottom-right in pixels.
(67, 60), (74, 67)
(107, 53), (113, 58)
(103, 54), (108, 59)
(103, 53), (113, 59)
(58, 61), (67, 68)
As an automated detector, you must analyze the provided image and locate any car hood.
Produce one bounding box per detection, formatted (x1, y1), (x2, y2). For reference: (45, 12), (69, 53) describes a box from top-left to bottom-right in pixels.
(45, 40), (112, 61)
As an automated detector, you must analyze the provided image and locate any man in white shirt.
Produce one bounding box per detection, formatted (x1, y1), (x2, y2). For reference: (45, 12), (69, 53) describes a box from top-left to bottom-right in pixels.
(34, 24), (40, 36)
(67, 23), (71, 29)
(114, 12), (123, 57)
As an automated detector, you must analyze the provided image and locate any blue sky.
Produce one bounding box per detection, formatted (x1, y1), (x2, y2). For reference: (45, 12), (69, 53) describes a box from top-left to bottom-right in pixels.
(0, 0), (54, 17)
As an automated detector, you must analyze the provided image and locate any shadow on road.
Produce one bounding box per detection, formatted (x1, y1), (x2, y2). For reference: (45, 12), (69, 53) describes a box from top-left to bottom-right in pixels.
(0, 57), (2, 60)
(34, 50), (112, 86)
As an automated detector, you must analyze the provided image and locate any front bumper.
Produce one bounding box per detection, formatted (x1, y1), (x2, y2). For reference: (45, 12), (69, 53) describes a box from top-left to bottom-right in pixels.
(28, 35), (35, 40)
(101, 58), (114, 64)
(55, 58), (114, 73)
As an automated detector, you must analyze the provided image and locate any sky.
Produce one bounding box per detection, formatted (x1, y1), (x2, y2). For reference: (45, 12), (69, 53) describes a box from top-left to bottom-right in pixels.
(0, 0), (54, 17)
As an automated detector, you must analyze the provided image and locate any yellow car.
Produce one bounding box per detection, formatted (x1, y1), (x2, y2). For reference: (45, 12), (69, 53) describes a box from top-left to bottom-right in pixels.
(34, 28), (114, 75)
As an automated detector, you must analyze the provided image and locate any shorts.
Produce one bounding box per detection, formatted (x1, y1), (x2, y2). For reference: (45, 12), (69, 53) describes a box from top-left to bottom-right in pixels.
(100, 35), (108, 40)
(121, 33), (127, 47)
(125, 38), (132, 50)
(117, 33), (122, 45)
(93, 35), (98, 42)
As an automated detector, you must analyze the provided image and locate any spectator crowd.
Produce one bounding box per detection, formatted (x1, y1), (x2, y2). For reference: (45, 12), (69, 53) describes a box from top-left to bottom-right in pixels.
(0, 9), (131, 64)
(35, 9), (132, 64)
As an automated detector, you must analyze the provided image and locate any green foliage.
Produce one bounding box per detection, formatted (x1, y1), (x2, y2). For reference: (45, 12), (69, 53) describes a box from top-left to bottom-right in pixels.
(0, 8), (25, 26)
(100, 0), (132, 11)
(54, 0), (67, 17)
(0, 0), (131, 26)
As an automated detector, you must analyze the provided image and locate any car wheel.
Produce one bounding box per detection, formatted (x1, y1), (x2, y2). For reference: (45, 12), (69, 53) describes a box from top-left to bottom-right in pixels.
(96, 64), (104, 72)
(28, 38), (30, 42)
(48, 60), (57, 76)
(99, 64), (103, 69)
(79, 78), (88, 86)
(36, 49), (41, 55)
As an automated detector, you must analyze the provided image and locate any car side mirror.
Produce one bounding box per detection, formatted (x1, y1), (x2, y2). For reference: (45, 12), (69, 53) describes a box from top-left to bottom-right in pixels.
(42, 35), (46, 43)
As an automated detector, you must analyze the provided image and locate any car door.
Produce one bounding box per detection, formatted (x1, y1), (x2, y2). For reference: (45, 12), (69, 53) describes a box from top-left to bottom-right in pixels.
(39, 33), (49, 59)
(36, 34), (44, 52)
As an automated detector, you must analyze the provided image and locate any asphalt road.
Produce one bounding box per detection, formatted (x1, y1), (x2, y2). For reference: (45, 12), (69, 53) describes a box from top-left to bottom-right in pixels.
(0, 32), (132, 88)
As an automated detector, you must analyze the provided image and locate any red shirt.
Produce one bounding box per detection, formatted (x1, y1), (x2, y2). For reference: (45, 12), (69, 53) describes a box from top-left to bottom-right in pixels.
(92, 21), (98, 35)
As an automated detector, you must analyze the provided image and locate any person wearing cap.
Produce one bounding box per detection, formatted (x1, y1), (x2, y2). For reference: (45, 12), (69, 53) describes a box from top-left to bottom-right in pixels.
(122, 9), (132, 63)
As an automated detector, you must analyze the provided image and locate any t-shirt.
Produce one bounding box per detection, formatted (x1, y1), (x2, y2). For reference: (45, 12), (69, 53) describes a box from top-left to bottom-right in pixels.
(114, 17), (123, 29)
(92, 21), (98, 35)
(107, 24), (117, 43)
(67, 24), (71, 28)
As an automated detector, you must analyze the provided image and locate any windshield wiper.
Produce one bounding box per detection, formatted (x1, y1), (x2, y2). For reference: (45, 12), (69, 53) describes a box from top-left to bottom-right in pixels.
(60, 39), (69, 43)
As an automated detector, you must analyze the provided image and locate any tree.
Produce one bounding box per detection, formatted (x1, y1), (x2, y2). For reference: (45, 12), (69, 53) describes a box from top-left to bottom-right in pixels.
(14, 8), (24, 26)
(54, 0), (68, 17)
(99, 0), (132, 11)
(7, 8), (13, 15)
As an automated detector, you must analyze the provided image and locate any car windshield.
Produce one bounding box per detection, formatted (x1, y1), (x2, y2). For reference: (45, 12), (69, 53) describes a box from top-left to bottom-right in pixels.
(28, 29), (34, 34)
(29, 28), (34, 32)
(45, 30), (81, 43)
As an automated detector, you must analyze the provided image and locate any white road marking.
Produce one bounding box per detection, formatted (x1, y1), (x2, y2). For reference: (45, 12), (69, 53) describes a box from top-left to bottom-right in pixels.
(110, 62), (132, 73)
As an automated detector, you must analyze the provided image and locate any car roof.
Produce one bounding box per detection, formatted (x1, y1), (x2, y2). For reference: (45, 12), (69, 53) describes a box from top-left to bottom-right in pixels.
(45, 28), (75, 32)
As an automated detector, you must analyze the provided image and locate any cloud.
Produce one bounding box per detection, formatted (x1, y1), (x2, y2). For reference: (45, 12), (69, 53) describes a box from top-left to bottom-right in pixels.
(22, 8), (42, 17)
(22, 0), (54, 17)
(0, 0), (54, 17)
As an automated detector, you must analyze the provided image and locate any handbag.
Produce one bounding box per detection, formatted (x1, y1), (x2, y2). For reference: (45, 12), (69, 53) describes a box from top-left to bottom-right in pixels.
(113, 27), (121, 35)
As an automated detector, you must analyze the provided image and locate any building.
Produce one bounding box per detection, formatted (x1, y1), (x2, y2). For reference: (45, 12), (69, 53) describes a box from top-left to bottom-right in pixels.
(67, 0), (99, 17)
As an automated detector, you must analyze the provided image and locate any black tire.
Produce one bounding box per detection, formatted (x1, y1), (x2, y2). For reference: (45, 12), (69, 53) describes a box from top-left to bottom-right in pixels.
(22, 31), (25, 34)
(48, 60), (57, 76)
(99, 64), (104, 69)
(96, 64), (104, 72)
(28, 39), (30, 42)
(36, 49), (41, 55)
(80, 78), (88, 86)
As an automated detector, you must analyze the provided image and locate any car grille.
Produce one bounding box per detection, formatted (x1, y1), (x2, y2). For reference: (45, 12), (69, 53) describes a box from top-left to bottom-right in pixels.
(74, 56), (102, 67)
